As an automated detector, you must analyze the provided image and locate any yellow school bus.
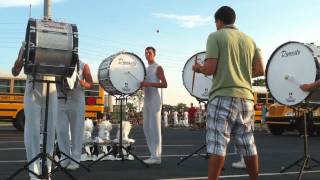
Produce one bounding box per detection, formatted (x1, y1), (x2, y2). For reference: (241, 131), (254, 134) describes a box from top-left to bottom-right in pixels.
(252, 86), (274, 123)
(0, 75), (108, 131)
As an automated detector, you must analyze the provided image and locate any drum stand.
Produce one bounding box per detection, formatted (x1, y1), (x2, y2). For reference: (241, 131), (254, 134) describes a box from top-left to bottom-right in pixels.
(89, 95), (149, 168)
(7, 79), (76, 180)
(177, 100), (208, 165)
(280, 104), (320, 180)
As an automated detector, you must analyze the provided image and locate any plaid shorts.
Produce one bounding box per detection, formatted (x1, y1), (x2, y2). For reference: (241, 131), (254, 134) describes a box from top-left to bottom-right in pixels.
(206, 96), (257, 156)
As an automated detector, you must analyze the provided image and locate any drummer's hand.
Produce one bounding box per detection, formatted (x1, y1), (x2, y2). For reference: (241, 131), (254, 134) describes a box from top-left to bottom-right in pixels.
(79, 79), (86, 88)
(300, 83), (313, 92)
(192, 62), (202, 73)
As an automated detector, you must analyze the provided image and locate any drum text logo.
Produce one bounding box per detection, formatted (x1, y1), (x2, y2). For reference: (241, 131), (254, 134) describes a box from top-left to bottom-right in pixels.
(281, 49), (300, 58)
(286, 92), (296, 103)
(122, 82), (131, 92)
(201, 88), (209, 97)
(118, 58), (137, 66)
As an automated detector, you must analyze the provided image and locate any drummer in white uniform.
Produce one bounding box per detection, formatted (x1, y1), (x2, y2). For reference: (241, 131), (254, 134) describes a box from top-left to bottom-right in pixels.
(12, 42), (58, 180)
(56, 60), (93, 170)
(141, 46), (167, 165)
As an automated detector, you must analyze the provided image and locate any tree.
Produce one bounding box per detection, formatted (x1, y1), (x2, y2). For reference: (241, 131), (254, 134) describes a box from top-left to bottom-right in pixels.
(126, 102), (137, 112)
(176, 103), (188, 112)
(253, 78), (265, 86)
(131, 90), (144, 112)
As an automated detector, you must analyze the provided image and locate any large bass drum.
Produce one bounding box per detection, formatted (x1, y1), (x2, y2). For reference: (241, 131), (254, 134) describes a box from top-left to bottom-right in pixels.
(23, 18), (78, 77)
(266, 41), (320, 106)
(98, 52), (146, 95)
(182, 52), (213, 101)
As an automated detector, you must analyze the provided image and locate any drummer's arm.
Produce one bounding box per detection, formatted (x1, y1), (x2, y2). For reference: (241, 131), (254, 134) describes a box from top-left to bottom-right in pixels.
(80, 64), (93, 89)
(300, 81), (320, 92)
(193, 58), (218, 76)
(141, 66), (167, 88)
(252, 58), (264, 78)
(11, 43), (25, 76)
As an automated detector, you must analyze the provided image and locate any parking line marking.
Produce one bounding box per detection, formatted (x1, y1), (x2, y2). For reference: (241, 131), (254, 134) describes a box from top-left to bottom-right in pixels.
(159, 170), (320, 180)
(0, 152), (238, 163)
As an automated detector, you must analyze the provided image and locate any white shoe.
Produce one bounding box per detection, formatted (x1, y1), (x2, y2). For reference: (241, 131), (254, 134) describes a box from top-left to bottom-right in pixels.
(143, 158), (161, 165)
(30, 178), (51, 180)
(66, 161), (80, 170)
(125, 154), (134, 161)
(232, 159), (246, 169)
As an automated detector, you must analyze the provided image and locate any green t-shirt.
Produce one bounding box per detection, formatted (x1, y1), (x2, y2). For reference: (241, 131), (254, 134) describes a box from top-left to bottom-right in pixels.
(206, 24), (262, 101)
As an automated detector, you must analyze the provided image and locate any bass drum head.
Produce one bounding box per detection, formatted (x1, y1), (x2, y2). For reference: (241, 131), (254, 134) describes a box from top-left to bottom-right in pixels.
(182, 52), (212, 101)
(99, 52), (146, 95)
(266, 41), (317, 106)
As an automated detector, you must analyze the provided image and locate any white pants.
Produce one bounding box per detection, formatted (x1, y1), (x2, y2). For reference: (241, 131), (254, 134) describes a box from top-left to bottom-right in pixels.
(24, 77), (57, 179)
(163, 116), (168, 127)
(56, 89), (85, 163)
(173, 116), (178, 126)
(143, 94), (162, 160)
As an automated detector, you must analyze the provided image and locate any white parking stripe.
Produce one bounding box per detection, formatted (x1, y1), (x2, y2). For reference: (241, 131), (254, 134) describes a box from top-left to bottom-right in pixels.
(158, 170), (320, 180)
(0, 152), (238, 163)
(0, 141), (23, 143)
(0, 144), (197, 151)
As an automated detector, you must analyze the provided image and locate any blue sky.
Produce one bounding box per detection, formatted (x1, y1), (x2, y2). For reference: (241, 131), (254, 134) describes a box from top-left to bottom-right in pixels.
(1, 0), (320, 105)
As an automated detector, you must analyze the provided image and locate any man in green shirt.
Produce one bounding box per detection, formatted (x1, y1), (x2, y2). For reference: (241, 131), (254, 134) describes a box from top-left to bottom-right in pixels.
(193, 6), (264, 180)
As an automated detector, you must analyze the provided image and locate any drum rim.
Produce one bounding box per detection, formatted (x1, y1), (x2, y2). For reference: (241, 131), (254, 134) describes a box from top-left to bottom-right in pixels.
(98, 55), (121, 95)
(182, 51), (208, 101)
(265, 41), (316, 106)
(99, 51), (146, 96)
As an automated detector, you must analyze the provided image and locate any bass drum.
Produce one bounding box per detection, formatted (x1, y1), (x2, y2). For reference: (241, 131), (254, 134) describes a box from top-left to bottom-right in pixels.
(182, 52), (213, 101)
(24, 18), (78, 77)
(98, 52), (146, 95)
(266, 41), (320, 106)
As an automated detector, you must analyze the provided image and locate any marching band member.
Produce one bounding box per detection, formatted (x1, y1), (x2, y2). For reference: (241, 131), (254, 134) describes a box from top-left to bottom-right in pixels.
(141, 46), (167, 165)
(193, 6), (264, 180)
(163, 109), (168, 127)
(56, 60), (93, 170)
(12, 42), (58, 180)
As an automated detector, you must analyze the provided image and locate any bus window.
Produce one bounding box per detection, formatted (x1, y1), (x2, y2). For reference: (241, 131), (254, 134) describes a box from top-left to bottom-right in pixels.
(0, 79), (10, 93)
(13, 80), (26, 94)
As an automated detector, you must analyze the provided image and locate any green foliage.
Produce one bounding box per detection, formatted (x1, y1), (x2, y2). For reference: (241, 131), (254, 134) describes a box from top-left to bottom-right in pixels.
(253, 78), (265, 86)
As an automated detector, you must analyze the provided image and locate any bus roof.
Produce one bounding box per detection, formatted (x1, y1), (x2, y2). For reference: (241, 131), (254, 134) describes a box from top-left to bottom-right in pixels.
(252, 86), (268, 93)
(0, 71), (26, 78)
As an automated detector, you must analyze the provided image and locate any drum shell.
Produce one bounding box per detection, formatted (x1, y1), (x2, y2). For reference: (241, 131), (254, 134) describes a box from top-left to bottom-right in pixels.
(24, 18), (78, 77)
(98, 55), (122, 95)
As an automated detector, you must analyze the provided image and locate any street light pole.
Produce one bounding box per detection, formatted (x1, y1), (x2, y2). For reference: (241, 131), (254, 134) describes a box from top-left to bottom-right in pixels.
(44, 0), (52, 20)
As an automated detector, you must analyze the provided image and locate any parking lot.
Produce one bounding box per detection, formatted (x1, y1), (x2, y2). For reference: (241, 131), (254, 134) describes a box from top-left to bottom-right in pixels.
(0, 124), (320, 180)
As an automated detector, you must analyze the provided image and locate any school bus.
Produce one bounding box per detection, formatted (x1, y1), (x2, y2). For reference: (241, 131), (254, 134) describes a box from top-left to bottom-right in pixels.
(265, 103), (320, 136)
(0, 75), (109, 131)
(252, 86), (274, 123)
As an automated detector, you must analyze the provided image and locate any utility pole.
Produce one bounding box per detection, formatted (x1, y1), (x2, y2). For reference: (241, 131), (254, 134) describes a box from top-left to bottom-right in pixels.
(44, 0), (52, 20)
(29, 4), (32, 18)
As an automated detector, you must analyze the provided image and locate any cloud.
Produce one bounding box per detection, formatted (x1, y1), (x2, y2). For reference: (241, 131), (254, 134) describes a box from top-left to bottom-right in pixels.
(0, 0), (63, 7)
(153, 13), (211, 28)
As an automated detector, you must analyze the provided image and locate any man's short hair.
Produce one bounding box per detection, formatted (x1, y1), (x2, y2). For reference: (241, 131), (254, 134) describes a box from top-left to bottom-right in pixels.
(214, 6), (236, 25)
(145, 46), (156, 55)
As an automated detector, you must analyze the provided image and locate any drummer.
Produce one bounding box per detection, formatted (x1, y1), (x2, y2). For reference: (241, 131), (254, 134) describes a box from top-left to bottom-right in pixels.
(56, 60), (93, 170)
(192, 6), (264, 180)
(141, 46), (168, 165)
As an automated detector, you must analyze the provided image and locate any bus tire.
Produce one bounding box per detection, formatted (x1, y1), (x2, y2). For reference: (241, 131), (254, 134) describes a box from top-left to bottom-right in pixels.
(268, 124), (284, 135)
(15, 110), (25, 131)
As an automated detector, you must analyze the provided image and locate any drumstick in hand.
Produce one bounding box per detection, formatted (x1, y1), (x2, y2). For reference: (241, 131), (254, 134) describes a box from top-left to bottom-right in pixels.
(192, 55), (198, 93)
